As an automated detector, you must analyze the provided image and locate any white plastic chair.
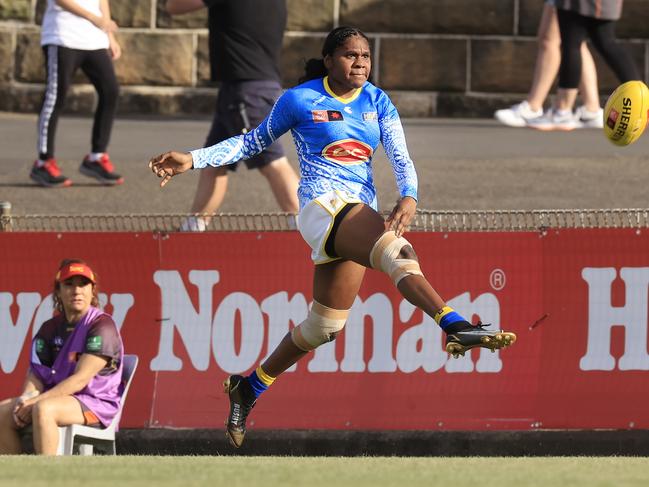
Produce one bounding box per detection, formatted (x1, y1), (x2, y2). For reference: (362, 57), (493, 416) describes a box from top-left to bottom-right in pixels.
(56, 354), (139, 455)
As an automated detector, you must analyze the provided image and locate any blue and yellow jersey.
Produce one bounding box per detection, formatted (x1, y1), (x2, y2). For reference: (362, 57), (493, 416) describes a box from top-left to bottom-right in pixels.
(191, 76), (418, 210)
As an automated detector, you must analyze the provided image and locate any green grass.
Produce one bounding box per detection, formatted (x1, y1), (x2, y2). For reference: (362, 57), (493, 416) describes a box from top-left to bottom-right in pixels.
(0, 456), (647, 487)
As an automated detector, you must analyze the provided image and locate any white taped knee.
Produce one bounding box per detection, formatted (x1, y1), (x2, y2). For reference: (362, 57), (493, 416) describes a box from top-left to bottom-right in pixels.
(291, 301), (349, 351)
(369, 231), (423, 285)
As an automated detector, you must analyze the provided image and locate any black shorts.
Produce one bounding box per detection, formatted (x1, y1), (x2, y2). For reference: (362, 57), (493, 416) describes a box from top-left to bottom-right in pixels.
(205, 80), (286, 171)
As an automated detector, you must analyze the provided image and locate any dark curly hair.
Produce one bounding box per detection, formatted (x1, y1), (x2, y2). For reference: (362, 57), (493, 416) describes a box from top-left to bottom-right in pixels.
(299, 26), (370, 83)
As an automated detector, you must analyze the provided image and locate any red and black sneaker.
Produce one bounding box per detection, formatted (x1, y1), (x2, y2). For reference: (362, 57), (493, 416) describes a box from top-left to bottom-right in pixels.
(79, 154), (124, 185)
(29, 159), (72, 188)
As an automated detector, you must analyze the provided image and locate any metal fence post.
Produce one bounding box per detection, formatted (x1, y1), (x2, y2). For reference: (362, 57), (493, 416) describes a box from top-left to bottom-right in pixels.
(0, 201), (12, 232)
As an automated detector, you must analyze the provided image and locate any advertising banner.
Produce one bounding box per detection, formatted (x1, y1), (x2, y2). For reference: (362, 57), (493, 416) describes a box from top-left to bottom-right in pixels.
(1, 229), (647, 430)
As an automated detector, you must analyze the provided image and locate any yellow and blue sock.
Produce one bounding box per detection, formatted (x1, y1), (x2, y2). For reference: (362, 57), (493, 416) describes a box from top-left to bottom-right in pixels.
(247, 366), (275, 398)
(434, 306), (467, 331)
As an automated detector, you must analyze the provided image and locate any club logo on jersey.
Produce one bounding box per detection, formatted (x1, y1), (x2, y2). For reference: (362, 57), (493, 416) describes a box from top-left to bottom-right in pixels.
(312, 110), (344, 123)
(322, 139), (373, 164)
(87, 335), (103, 352)
(362, 111), (378, 121)
(607, 108), (619, 129)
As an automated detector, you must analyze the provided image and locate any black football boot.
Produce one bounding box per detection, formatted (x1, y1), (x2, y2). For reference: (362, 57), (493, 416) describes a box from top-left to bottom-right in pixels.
(445, 321), (517, 358)
(223, 375), (257, 448)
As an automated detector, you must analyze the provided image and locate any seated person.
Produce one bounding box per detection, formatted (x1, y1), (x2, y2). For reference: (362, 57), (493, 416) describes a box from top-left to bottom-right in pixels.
(0, 259), (123, 455)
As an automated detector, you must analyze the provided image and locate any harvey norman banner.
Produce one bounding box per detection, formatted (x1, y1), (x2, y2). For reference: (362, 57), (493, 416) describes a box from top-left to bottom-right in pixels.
(1, 229), (648, 430)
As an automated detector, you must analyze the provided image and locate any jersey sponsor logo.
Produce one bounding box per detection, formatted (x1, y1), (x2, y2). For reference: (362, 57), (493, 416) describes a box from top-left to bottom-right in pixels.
(86, 335), (103, 352)
(312, 110), (345, 123)
(362, 111), (378, 121)
(344, 106), (353, 114)
(322, 139), (373, 164)
(35, 338), (45, 353)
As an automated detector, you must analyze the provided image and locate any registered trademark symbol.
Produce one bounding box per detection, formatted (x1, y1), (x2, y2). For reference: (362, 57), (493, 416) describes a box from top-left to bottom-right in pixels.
(490, 268), (506, 291)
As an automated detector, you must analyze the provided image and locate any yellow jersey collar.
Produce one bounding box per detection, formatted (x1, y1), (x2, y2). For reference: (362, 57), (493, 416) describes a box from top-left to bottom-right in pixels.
(323, 76), (363, 103)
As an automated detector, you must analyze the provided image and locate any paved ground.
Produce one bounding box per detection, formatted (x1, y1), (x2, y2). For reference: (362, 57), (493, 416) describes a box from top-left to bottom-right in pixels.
(1, 112), (648, 216)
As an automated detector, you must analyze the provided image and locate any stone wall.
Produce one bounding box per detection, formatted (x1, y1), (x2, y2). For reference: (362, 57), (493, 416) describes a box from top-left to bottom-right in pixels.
(1, 0), (648, 118)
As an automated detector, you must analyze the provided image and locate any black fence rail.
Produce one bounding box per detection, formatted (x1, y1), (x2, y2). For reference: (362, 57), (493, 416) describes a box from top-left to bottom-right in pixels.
(1, 208), (649, 232)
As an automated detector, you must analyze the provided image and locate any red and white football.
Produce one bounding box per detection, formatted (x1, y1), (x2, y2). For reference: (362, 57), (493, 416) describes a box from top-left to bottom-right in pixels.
(603, 80), (649, 146)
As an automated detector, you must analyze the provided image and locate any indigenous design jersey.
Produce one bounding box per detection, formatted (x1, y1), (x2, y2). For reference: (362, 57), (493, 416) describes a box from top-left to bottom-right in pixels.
(191, 77), (418, 210)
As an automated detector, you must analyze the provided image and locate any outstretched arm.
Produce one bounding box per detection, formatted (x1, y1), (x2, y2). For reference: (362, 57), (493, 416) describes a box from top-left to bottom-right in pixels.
(148, 129), (267, 187)
(149, 151), (194, 187)
(150, 90), (298, 187)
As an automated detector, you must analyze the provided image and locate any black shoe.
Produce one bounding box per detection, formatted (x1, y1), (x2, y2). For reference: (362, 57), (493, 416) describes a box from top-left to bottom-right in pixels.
(445, 321), (516, 358)
(30, 159), (72, 188)
(223, 375), (256, 448)
(79, 154), (124, 185)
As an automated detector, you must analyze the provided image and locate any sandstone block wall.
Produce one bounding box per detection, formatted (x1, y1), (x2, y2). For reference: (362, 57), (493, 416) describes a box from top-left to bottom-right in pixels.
(1, 0), (648, 118)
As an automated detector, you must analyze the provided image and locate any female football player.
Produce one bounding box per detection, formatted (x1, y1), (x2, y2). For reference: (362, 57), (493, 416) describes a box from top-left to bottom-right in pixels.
(148, 26), (516, 448)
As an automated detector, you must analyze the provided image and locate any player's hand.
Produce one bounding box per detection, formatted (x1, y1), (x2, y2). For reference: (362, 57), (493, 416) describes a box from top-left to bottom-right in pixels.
(149, 151), (194, 187)
(92, 15), (118, 33)
(108, 34), (121, 60)
(386, 196), (416, 237)
(13, 397), (35, 428)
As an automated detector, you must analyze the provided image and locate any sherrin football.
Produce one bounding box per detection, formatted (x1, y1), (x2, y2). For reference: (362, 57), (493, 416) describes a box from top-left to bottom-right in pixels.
(603, 80), (649, 146)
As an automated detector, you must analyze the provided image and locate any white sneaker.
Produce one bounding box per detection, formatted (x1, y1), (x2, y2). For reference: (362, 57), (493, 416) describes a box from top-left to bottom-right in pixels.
(527, 109), (579, 131)
(179, 216), (207, 232)
(576, 106), (604, 129)
(494, 101), (544, 128)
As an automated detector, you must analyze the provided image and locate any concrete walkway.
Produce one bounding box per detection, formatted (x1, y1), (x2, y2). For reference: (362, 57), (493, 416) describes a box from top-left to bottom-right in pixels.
(1, 112), (648, 216)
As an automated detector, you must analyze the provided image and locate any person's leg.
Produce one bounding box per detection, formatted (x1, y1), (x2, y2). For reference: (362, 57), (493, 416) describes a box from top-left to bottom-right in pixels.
(494, 4), (560, 127)
(189, 166), (229, 215)
(261, 259), (366, 377)
(258, 157), (299, 213)
(224, 258), (365, 448)
(223, 201), (515, 447)
(555, 9), (589, 111)
(36, 46), (78, 161)
(333, 204), (448, 316)
(80, 49), (119, 154)
(587, 18), (640, 83)
(527, 3), (563, 111)
(31, 396), (86, 455)
(77, 49), (123, 184)
(258, 202), (515, 374)
(334, 204), (516, 356)
(181, 89), (234, 231)
(0, 398), (22, 454)
(32, 45), (78, 187)
(578, 43), (601, 112)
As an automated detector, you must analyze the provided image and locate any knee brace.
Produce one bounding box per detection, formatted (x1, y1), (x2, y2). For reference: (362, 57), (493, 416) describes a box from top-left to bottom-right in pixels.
(291, 301), (350, 351)
(369, 231), (423, 285)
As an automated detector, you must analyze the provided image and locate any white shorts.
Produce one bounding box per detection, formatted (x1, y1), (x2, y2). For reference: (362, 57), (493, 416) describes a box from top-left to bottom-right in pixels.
(298, 190), (362, 264)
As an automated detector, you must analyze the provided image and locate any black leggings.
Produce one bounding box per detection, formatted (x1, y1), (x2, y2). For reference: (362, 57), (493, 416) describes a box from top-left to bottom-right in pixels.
(37, 45), (119, 160)
(557, 8), (639, 89)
